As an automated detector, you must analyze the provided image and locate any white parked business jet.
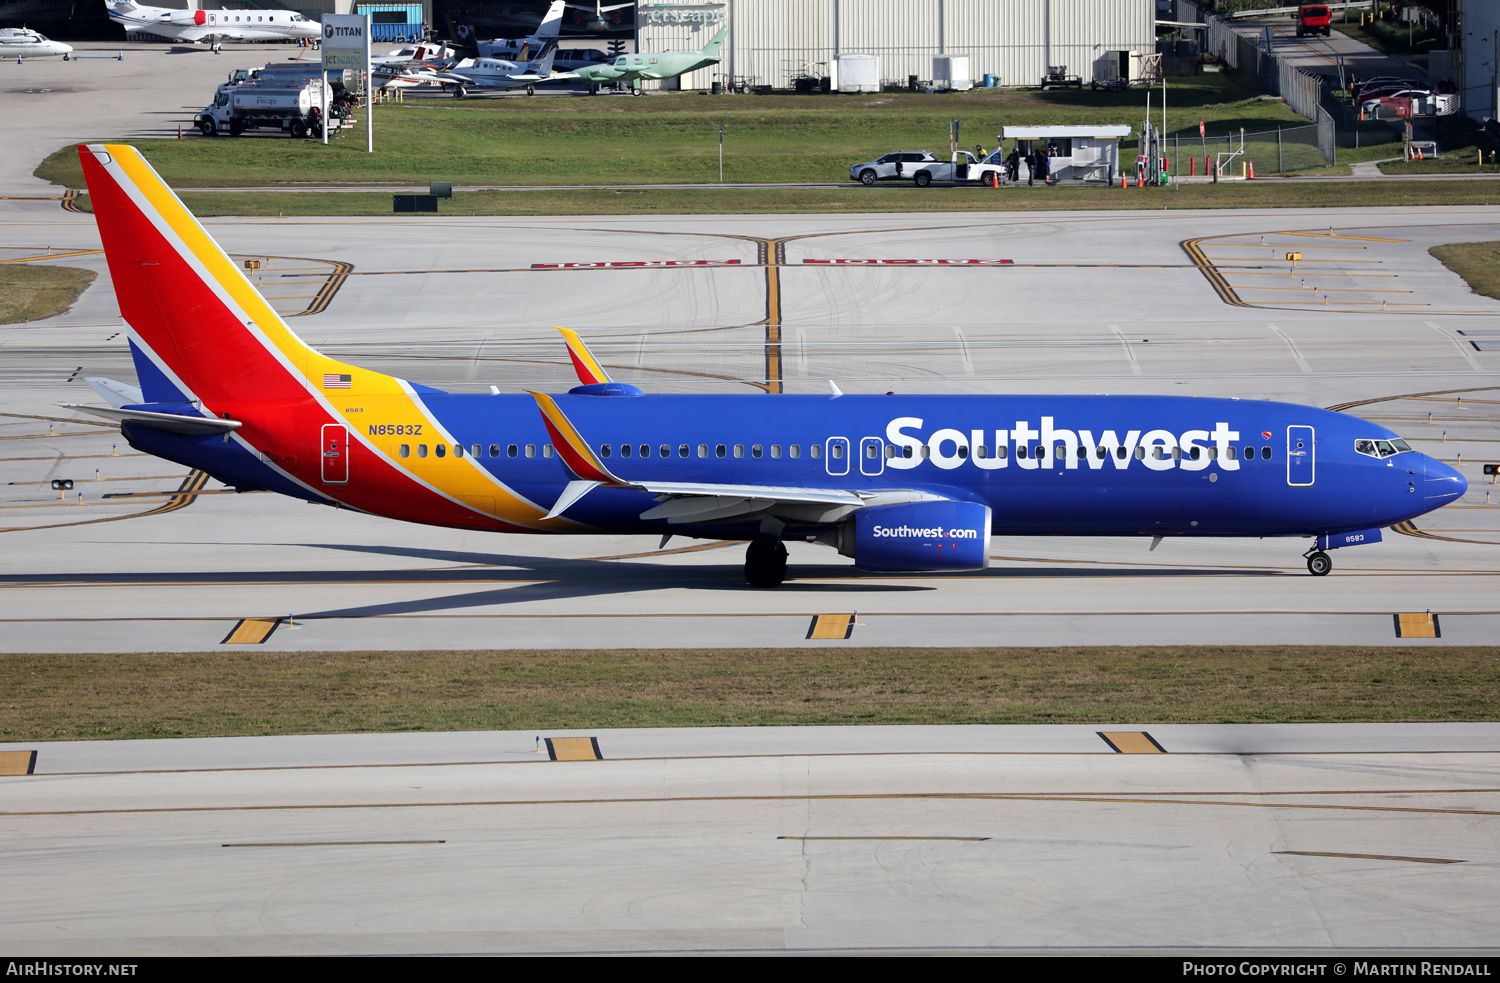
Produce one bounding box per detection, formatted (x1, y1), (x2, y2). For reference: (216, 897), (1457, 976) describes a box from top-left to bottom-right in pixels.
(0, 27), (74, 58)
(104, 0), (319, 46)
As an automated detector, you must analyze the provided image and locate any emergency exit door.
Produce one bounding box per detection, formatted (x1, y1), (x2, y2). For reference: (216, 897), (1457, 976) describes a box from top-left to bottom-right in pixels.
(321, 423), (349, 484)
(1287, 425), (1314, 486)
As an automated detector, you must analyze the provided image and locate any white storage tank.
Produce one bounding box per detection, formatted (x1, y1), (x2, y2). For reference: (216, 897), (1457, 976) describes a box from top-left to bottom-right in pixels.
(933, 55), (972, 91)
(834, 53), (879, 93)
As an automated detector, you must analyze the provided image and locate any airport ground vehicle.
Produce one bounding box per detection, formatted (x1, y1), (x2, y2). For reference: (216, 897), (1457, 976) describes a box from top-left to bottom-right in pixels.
(196, 79), (339, 138)
(1296, 5), (1332, 38)
(70, 143), (1468, 588)
(909, 151), (1007, 187)
(850, 151), (940, 185)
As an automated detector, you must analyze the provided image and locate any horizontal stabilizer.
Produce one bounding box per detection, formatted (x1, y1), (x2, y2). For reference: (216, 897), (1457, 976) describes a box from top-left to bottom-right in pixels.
(60, 403), (242, 434)
(85, 377), (144, 408)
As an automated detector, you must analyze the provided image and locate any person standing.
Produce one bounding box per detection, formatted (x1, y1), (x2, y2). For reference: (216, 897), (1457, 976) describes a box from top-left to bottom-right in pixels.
(1006, 148), (1020, 183)
(1024, 147), (1037, 186)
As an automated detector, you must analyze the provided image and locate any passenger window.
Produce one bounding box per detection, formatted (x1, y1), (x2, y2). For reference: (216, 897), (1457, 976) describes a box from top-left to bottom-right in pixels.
(507, 444), (518, 458)
(919, 446), (930, 459)
(1116, 447), (1127, 459)
(997, 446), (1008, 459)
(601, 444), (611, 458)
(640, 444), (650, 458)
(678, 444), (689, 457)
(1018, 446), (1028, 459)
(1262, 446), (1272, 460)
(715, 444), (726, 458)
(526, 444), (536, 458)
(771, 444), (782, 458)
(418, 444), (428, 458)
(733, 444), (744, 458)
(957, 445), (968, 459)
(1172, 447), (1181, 461)
(698, 444), (708, 458)
(543, 445), (554, 458)
(1038, 446), (1047, 460)
(1134, 447), (1145, 460)
(489, 444), (500, 458)
(752, 444), (763, 458)
(400, 444), (410, 458)
(437, 444), (448, 458)
(790, 445), (801, 459)
(659, 444), (670, 458)
(811, 444), (822, 459)
(620, 444), (631, 458)
(1227, 446), (1237, 460)
(471, 444), (480, 458)
(831, 444), (843, 459)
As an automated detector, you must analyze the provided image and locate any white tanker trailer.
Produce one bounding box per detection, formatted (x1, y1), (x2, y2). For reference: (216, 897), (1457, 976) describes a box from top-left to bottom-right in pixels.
(196, 78), (340, 139)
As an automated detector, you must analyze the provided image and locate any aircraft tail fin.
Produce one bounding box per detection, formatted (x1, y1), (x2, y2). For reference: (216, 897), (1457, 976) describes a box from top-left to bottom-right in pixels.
(77, 144), (365, 407)
(700, 26), (727, 59)
(534, 0), (566, 40)
(525, 37), (559, 75)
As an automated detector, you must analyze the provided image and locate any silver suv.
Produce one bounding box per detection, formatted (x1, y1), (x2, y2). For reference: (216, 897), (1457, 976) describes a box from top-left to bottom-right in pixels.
(850, 151), (939, 185)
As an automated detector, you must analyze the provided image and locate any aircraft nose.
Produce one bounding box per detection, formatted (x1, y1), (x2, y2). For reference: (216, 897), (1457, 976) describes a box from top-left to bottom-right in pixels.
(1423, 455), (1466, 506)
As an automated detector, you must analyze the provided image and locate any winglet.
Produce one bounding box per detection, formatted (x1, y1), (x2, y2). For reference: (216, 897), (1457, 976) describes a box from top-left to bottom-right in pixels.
(556, 326), (612, 385)
(527, 390), (628, 485)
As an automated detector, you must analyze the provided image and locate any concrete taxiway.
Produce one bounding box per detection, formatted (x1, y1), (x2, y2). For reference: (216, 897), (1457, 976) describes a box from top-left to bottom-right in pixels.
(2, 723), (1497, 955)
(1, 206), (1498, 651)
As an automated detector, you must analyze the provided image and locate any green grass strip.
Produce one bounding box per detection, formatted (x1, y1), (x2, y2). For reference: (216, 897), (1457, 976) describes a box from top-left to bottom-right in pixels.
(4, 647), (1497, 741)
(0, 264), (97, 325)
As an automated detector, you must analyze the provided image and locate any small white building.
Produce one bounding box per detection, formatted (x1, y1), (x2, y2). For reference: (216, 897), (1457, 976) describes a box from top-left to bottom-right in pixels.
(1001, 125), (1131, 183)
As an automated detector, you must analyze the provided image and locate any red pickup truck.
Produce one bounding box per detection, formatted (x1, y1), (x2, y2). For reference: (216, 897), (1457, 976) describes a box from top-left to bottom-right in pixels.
(1296, 5), (1333, 38)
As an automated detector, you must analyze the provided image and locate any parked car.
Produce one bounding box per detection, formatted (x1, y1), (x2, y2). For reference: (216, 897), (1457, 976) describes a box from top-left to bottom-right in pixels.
(909, 150), (1007, 187)
(1360, 89), (1431, 112)
(850, 151), (939, 185)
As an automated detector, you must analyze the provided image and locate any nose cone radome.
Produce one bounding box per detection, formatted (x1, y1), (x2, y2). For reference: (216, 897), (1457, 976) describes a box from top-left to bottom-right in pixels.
(1424, 455), (1467, 508)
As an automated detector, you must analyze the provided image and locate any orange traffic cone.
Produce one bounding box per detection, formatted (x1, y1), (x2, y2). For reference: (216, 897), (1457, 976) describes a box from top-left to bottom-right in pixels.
(1121, 172), (1128, 189)
(1248, 160), (1255, 179)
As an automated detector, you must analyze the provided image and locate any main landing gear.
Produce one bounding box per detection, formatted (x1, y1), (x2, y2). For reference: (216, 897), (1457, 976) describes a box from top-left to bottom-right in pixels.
(745, 538), (788, 588)
(1304, 548), (1332, 576)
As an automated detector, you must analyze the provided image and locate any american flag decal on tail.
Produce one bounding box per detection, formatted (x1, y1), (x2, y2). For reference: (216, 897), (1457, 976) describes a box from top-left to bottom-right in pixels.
(323, 374), (352, 389)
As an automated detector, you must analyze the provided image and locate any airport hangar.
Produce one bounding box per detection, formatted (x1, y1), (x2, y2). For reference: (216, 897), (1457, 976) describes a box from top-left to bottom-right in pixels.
(219, 0), (1158, 92)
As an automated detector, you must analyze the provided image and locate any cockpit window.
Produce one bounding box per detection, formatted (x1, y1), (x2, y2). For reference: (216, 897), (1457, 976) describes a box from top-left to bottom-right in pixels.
(1355, 437), (1409, 459)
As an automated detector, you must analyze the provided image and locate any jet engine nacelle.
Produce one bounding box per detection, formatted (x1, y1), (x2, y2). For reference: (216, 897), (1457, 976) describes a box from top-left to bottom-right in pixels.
(847, 500), (991, 572)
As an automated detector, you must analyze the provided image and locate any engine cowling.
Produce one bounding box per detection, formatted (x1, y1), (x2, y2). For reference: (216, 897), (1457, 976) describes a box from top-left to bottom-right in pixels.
(845, 500), (991, 572)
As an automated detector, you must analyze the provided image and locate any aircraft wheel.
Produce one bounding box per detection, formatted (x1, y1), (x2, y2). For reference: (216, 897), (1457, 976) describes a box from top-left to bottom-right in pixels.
(527, 85), (535, 96)
(454, 85), (467, 98)
(1306, 551), (1332, 576)
(744, 539), (788, 588)
(859, 169), (876, 186)
(198, 119), (215, 137)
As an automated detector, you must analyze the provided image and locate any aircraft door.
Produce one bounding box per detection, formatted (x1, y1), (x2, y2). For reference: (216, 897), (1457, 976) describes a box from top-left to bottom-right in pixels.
(859, 436), (884, 476)
(825, 436), (850, 476)
(321, 423), (350, 484)
(1287, 425), (1314, 487)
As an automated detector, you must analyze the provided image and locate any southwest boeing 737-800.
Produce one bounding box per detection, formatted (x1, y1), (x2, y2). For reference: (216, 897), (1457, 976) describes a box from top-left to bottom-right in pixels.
(69, 144), (1465, 587)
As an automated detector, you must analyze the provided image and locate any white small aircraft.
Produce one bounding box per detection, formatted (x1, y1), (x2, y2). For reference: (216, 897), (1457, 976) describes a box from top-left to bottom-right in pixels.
(104, 0), (319, 47)
(0, 27), (74, 59)
(439, 39), (573, 97)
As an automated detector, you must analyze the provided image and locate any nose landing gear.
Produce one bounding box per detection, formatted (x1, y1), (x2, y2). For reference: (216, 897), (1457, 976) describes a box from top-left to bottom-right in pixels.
(1304, 548), (1332, 576)
(745, 538), (788, 588)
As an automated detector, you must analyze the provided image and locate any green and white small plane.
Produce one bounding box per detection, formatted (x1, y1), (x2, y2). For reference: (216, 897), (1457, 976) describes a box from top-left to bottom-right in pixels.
(571, 27), (726, 92)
